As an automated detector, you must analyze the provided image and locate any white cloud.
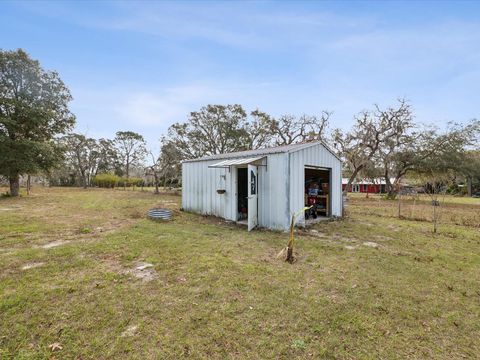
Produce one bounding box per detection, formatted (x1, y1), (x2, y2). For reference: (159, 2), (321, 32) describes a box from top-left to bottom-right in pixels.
(114, 84), (223, 126)
(24, 1), (480, 143)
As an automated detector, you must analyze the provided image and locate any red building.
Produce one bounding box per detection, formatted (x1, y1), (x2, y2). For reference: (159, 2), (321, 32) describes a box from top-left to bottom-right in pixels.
(342, 178), (389, 194)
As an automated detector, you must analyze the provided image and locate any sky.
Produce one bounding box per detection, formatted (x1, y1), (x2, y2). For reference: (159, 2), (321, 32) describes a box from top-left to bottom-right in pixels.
(1, 0), (479, 151)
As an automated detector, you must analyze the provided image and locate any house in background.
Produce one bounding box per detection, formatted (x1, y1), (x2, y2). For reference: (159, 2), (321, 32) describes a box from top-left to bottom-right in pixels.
(182, 141), (343, 231)
(342, 178), (395, 194)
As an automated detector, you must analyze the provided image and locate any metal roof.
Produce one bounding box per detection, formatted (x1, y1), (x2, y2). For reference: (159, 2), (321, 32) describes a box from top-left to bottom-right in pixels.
(342, 177), (396, 185)
(208, 156), (265, 168)
(183, 141), (341, 163)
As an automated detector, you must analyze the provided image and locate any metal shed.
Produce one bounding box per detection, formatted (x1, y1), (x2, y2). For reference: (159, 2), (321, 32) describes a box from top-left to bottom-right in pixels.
(181, 141), (342, 231)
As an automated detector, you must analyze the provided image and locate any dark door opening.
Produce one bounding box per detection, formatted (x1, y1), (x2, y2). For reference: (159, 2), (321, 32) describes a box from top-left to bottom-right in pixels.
(237, 167), (248, 221)
(304, 167), (331, 220)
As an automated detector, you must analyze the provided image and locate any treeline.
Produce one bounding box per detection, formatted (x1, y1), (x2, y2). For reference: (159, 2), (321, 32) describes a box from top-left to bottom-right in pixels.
(48, 130), (180, 192)
(51, 104), (331, 191)
(1, 49), (479, 198)
(54, 101), (480, 197)
(158, 101), (480, 198)
(331, 100), (480, 197)
(50, 132), (158, 186)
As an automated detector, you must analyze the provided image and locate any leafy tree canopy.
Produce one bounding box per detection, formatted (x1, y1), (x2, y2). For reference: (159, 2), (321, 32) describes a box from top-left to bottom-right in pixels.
(0, 49), (75, 195)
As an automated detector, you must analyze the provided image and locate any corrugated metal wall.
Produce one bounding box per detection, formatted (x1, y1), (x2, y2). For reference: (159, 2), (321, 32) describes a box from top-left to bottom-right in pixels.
(182, 159), (231, 220)
(257, 153), (289, 230)
(288, 143), (342, 226)
(182, 143), (342, 231)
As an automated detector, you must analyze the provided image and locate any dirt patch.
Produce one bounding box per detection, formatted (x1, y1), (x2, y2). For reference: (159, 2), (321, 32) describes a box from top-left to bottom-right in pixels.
(21, 262), (45, 270)
(363, 241), (380, 248)
(355, 221), (374, 227)
(120, 325), (138, 337)
(333, 234), (358, 243)
(38, 240), (71, 249)
(387, 224), (401, 232)
(374, 235), (393, 241)
(91, 219), (135, 235)
(345, 245), (358, 250)
(124, 262), (157, 282)
(308, 229), (328, 238)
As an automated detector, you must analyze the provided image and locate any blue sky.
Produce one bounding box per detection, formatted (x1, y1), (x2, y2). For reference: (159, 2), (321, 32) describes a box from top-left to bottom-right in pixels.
(1, 1), (479, 150)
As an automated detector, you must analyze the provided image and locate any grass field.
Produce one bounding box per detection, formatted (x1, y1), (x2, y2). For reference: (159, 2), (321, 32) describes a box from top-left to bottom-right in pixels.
(1, 187), (479, 359)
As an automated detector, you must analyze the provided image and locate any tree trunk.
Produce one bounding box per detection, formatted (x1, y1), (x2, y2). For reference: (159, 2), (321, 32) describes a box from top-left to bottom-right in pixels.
(9, 175), (20, 197)
(286, 246), (294, 263)
(286, 216), (295, 263)
(27, 175), (31, 195)
(153, 173), (159, 194)
(397, 191), (401, 218)
(385, 176), (396, 198)
(343, 168), (362, 196)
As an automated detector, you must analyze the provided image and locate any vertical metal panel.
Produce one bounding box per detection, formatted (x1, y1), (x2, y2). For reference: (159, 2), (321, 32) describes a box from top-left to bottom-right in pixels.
(256, 153), (289, 230)
(182, 159), (239, 221)
(288, 143), (342, 227)
(181, 144), (341, 231)
(182, 155), (290, 230)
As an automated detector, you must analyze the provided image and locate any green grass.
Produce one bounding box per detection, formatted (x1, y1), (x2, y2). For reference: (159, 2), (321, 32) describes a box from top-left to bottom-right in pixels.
(0, 187), (479, 359)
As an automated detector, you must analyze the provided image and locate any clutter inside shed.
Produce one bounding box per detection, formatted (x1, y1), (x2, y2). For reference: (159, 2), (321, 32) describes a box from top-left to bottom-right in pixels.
(304, 167), (330, 220)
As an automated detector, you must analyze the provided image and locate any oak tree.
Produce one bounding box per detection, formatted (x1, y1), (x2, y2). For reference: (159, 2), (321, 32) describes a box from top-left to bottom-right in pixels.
(0, 49), (75, 196)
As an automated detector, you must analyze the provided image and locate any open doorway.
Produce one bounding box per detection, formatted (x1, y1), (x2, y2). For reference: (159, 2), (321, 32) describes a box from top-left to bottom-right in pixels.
(304, 166), (331, 223)
(237, 167), (248, 222)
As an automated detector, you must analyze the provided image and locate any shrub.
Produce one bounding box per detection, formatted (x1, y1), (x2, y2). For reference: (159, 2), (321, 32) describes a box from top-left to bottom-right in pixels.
(93, 173), (120, 188)
(117, 177), (143, 188)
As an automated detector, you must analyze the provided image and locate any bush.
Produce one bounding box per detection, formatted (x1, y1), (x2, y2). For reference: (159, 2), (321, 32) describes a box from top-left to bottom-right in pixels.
(117, 177), (143, 188)
(93, 173), (120, 188)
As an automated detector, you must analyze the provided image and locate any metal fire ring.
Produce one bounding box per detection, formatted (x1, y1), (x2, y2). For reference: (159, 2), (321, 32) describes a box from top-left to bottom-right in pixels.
(147, 208), (172, 220)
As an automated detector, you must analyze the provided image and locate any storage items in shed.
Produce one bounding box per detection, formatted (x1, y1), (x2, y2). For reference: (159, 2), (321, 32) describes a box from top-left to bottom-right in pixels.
(304, 167), (330, 219)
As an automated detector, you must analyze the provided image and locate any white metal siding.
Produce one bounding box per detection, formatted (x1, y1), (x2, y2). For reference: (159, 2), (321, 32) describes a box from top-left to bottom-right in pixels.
(182, 143), (342, 231)
(182, 160), (231, 219)
(257, 153), (289, 230)
(288, 143), (342, 226)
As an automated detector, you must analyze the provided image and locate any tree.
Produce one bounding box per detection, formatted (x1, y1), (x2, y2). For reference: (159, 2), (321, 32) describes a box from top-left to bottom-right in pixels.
(373, 119), (479, 198)
(145, 140), (184, 195)
(333, 99), (412, 195)
(411, 120), (479, 232)
(95, 138), (118, 175)
(145, 151), (161, 194)
(377, 126), (432, 198)
(61, 133), (100, 188)
(271, 112), (331, 146)
(165, 104), (251, 160)
(114, 131), (146, 180)
(0, 49), (75, 196)
(244, 109), (277, 149)
(163, 104), (332, 163)
(465, 150), (480, 196)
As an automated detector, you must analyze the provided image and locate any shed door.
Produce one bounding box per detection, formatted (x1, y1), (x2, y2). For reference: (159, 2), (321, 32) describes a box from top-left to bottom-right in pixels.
(247, 164), (258, 231)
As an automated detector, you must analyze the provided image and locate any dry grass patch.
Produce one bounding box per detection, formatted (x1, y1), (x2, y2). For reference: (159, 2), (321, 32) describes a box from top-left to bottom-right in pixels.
(0, 187), (479, 359)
